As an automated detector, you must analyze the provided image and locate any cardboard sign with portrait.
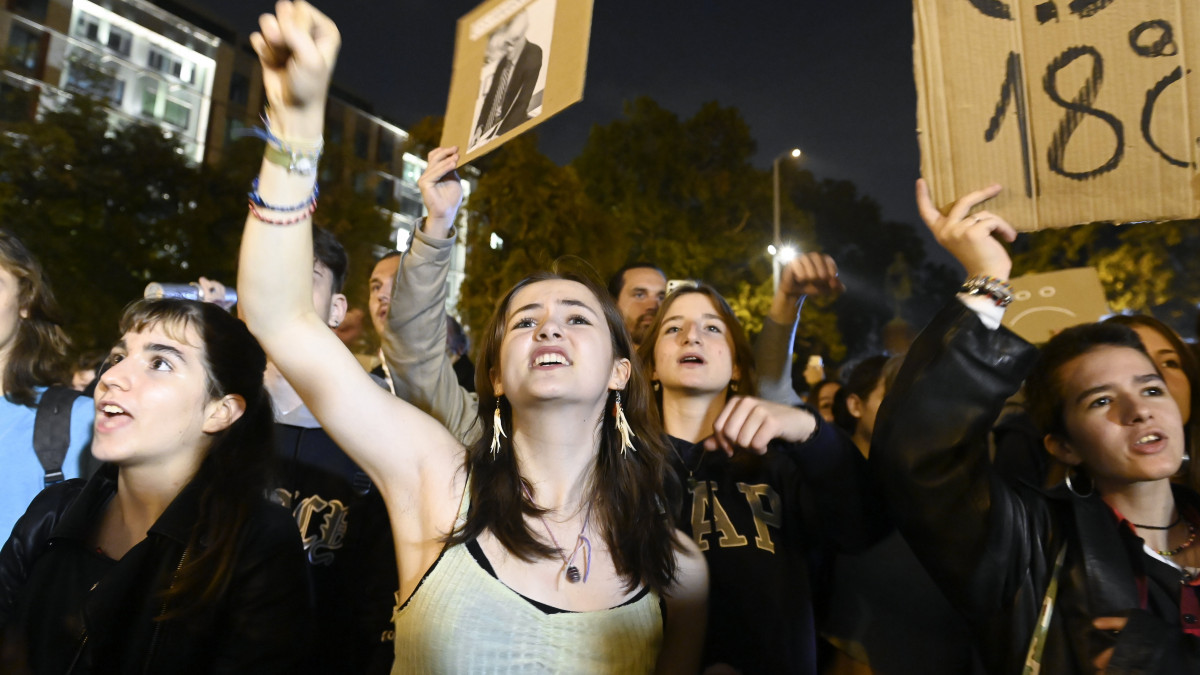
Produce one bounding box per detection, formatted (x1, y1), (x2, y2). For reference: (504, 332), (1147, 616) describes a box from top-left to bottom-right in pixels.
(441, 0), (593, 164)
(1001, 267), (1111, 344)
(914, 0), (1200, 231)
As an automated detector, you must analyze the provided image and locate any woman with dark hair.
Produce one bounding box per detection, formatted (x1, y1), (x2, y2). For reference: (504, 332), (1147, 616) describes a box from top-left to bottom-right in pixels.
(0, 230), (94, 534)
(237, 4), (706, 672)
(831, 355), (890, 453)
(872, 180), (1200, 673)
(1104, 313), (1200, 492)
(635, 276), (885, 674)
(0, 299), (311, 672)
(807, 378), (841, 424)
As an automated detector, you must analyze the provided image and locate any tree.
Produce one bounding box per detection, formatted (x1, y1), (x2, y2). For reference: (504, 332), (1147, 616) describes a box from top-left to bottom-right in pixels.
(0, 97), (246, 351)
(0, 97), (394, 351)
(783, 167), (955, 360)
(459, 134), (620, 343)
(573, 98), (786, 294)
(1012, 220), (1200, 335)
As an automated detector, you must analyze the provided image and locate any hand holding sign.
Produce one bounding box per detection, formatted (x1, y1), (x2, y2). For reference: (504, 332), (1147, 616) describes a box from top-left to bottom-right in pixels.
(915, 0), (1200, 230)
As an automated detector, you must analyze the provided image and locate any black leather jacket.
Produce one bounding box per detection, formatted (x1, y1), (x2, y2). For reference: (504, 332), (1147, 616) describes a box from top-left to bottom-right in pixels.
(0, 463), (314, 674)
(872, 300), (1200, 674)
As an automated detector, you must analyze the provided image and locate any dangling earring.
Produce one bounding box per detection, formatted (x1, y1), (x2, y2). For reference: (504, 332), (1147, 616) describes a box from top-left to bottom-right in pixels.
(1065, 466), (1093, 498)
(491, 398), (506, 457)
(613, 391), (636, 456)
(729, 380), (739, 393)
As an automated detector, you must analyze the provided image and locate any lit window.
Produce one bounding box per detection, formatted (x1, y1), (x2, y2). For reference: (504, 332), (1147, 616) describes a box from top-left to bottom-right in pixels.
(164, 99), (190, 128)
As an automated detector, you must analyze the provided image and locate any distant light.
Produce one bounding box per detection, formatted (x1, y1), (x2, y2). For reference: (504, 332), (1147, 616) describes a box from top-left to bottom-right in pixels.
(777, 245), (798, 263)
(790, 148), (801, 158)
(767, 244), (778, 256)
(490, 233), (504, 250)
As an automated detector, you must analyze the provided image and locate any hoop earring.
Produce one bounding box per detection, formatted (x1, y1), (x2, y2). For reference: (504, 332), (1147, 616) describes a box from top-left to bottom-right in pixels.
(613, 391), (636, 456)
(1065, 466), (1093, 498)
(491, 398), (506, 457)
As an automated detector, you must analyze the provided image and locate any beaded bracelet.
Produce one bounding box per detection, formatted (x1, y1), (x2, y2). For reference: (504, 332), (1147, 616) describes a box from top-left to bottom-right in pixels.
(248, 178), (319, 211)
(960, 274), (1014, 307)
(248, 200), (317, 226)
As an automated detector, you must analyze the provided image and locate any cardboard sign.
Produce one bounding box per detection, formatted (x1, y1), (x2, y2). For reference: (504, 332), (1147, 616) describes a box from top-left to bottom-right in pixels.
(441, 0), (593, 164)
(915, 0), (1200, 230)
(1002, 267), (1110, 343)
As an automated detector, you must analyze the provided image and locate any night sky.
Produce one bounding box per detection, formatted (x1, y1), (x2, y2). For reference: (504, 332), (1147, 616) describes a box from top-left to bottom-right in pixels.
(196, 0), (925, 234)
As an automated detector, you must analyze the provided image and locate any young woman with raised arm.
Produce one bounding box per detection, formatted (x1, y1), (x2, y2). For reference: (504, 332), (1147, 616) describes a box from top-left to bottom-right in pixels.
(871, 180), (1200, 673)
(236, 3), (706, 672)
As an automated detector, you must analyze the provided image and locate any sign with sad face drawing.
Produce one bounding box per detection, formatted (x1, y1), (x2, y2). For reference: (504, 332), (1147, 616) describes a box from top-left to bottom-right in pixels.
(1002, 267), (1111, 344)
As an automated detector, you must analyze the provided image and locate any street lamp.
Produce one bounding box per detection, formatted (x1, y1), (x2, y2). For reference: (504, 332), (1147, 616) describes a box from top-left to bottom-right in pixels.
(772, 148), (802, 290)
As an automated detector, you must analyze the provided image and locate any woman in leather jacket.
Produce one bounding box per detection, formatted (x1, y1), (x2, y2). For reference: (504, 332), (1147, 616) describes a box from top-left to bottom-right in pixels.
(871, 181), (1200, 674)
(0, 299), (311, 673)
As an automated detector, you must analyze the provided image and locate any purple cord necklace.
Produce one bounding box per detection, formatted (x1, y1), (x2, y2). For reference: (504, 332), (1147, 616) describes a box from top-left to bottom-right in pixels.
(524, 485), (593, 583)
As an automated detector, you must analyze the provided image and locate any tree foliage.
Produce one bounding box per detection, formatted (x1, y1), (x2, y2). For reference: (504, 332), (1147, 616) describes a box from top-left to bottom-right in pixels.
(0, 97), (247, 351)
(0, 97), (391, 351)
(1013, 220), (1200, 334)
(459, 134), (622, 343)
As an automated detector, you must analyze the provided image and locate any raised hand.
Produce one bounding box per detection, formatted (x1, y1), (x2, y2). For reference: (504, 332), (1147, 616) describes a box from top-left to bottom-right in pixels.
(779, 252), (844, 299)
(703, 395), (816, 456)
(418, 147), (464, 237)
(915, 179), (1016, 280)
(249, 1), (340, 138)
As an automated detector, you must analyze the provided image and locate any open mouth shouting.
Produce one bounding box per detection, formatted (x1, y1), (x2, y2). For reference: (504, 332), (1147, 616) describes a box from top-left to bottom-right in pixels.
(531, 347), (572, 369)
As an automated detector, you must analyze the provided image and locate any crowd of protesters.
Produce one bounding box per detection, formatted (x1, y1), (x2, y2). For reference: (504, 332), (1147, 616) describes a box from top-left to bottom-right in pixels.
(0, 2), (1199, 673)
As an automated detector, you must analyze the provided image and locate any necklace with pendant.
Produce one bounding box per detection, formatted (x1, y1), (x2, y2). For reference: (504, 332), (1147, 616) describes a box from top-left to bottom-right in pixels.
(670, 441), (708, 491)
(524, 486), (593, 583)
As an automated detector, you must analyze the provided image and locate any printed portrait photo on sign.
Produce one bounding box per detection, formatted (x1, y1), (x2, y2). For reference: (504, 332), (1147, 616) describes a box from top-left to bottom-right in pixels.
(468, 0), (555, 152)
(442, 0), (593, 164)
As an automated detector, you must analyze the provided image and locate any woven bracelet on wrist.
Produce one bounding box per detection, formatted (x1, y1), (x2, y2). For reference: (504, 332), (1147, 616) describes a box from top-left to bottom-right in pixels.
(248, 200), (317, 226)
(248, 178), (319, 211)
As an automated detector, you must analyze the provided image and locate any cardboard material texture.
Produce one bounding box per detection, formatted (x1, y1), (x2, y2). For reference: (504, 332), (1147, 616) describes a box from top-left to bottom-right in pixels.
(1002, 267), (1110, 344)
(441, 0), (593, 166)
(915, 0), (1200, 231)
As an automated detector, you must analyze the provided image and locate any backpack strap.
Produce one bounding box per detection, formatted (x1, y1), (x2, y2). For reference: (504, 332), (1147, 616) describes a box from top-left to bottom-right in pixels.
(33, 386), (82, 487)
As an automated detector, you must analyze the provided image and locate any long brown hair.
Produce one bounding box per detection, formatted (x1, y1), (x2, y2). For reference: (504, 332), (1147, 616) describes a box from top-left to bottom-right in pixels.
(116, 299), (275, 619)
(445, 271), (682, 594)
(0, 230), (71, 405)
(637, 283), (759, 408)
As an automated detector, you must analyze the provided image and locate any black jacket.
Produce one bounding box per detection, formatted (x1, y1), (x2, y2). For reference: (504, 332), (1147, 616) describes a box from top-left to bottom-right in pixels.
(872, 300), (1200, 674)
(0, 463), (313, 674)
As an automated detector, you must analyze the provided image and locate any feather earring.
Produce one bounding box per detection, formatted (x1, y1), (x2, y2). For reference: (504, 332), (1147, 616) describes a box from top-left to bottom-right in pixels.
(613, 391), (636, 456)
(491, 398), (506, 456)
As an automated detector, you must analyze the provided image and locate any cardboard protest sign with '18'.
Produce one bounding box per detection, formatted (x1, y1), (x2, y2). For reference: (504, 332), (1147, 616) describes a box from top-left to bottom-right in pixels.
(915, 0), (1200, 231)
